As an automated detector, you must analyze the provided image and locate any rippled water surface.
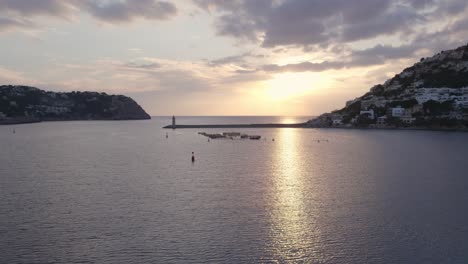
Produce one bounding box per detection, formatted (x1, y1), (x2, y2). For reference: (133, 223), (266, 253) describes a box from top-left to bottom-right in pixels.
(1, 116), (468, 263)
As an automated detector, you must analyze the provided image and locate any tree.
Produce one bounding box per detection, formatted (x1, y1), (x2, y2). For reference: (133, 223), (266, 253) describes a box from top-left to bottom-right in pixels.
(423, 100), (454, 116)
(386, 116), (404, 127)
(388, 99), (418, 108)
(356, 114), (374, 127)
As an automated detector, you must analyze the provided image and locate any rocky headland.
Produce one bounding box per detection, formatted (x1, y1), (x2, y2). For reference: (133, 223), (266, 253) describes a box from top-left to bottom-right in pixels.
(0, 85), (150, 124)
(307, 43), (468, 130)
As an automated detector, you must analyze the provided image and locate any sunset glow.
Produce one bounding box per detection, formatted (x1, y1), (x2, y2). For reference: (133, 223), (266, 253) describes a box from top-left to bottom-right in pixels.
(264, 73), (333, 101)
(0, 0), (467, 115)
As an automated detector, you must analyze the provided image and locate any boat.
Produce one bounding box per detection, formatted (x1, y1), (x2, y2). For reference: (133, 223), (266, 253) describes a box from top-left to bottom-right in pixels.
(223, 132), (241, 137)
(207, 133), (224, 139)
(198, 131), (262, 140)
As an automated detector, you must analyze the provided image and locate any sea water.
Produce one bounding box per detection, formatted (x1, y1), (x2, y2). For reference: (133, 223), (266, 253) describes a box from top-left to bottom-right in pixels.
(1, 117), (468, 263)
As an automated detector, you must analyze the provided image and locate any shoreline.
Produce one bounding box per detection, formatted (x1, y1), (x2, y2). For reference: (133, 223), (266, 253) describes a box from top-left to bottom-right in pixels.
(162, 123), (307, 129)
(0, 117), (151, 125)
(306, 125), (468, 133)
(0, 118), (41, 125)
(2, 119), (466, 132)
(163, 123), (468, 132)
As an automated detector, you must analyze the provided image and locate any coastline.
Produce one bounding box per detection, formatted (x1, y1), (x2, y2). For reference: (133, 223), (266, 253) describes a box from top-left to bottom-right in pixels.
(163, 122), (468, 132)
(0, 117), (41, 125)
(3, 119), (466, 132)
(0, 117), (151, 125)
(162, 123), (307, 129)
(306, 125), (468, 133)
(305, 126), (468, 132)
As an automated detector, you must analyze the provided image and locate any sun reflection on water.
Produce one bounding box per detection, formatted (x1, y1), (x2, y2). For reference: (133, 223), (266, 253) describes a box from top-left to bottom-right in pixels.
(279, 117), (297, 124)
(268, 128), (321, 262)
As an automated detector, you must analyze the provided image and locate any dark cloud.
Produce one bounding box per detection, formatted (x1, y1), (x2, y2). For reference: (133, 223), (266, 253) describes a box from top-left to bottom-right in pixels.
(410, 0), (435, 8)
(208, 52), (265, 67)
(450, 16), (468, 33)
(341, 7), (423, 43)
(352, 44), (418, 61)
(262, 44), (421, 73)
(194, 0), (468, 48)
(208, 52), (252, 66)
(0, 0), (73, 17)
(123, 62), (161, 69)
(193, 0), (242, 12)
(0, 0), (71, 31)
(222, 70), (271, 84)
(194, 0), (272, 42)
(80, 0), (177, 23)
(0, 17), (34, 31)
(0, 0), (177, 30)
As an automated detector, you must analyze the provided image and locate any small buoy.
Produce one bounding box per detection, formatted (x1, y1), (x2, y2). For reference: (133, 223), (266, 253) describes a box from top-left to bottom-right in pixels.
(272, 138), (275, 142)
(13, 129), (16, 134)
(166, 132), (168, 138)
(191, 152), (195, 162)
(208, 138), (210, 142)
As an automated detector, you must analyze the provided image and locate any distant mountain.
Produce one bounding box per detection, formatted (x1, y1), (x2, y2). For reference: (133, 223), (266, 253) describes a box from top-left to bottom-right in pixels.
(0, 85), (150, 124)
(307, 43), (468, 130)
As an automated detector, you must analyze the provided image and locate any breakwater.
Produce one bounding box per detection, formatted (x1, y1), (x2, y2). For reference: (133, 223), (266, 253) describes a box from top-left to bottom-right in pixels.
(163, 123), (307, 129)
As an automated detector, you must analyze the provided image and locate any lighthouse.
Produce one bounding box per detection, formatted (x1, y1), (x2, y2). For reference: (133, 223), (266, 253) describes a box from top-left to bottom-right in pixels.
(172, 115), (176, 129)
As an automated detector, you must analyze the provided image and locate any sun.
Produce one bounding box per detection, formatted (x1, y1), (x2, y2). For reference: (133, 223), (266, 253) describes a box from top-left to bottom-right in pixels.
(263, 72), (332, 101)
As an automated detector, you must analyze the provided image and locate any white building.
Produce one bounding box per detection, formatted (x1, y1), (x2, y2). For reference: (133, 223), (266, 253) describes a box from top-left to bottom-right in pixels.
(415, 88), (461, 104)
(361, 97), (387, 110)
(332, 118), (343, 125)
(377, 116), (387, 125)
(330, 113), (343, 126)
(401, 114), (416, 124)
(452, 95), (468, 108)
(360, 109), (375, 120)
(391, 106), (405, 117)
(458, 101), (468, 108)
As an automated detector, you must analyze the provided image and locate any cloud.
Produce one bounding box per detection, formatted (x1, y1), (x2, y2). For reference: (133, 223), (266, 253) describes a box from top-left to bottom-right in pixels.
(0, 0), (74, 17)
(263, 61), (344, 73)
(80, 0), (177, 23)
(339, 5), (423, 43)
(261, 44), (421, 73)
(208, 52), (252, 66)
(351, 44), (419, 62)
(151, 70), (213, 92)
(19, 56), (225, 95)
(0, 0), (177, 32)
(208, 52), (266, 67)
(123, 62), (161, 70)
(194, 0), (468, 48)
(0, 17), (35, 31)
(193, 0), (468, 75)
(222, 70), (271, 84)
(0, 65), (34, 85)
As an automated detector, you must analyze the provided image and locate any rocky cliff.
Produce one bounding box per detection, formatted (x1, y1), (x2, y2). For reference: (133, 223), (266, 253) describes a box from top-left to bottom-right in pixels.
(0, 85), (150, 123)
(308, 43), (468, 129)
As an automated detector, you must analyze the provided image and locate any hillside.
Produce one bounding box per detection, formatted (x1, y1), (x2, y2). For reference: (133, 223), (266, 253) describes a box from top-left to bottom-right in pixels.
(307, 43), (468, 129)
(0, 85), (150, 124)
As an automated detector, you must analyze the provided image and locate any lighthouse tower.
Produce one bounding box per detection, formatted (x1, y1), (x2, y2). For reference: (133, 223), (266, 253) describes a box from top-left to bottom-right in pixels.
(172, 115), (176, 129)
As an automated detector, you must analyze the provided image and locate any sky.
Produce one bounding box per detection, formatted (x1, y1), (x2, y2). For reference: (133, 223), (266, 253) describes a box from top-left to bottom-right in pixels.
(1, 0), (468, 116)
